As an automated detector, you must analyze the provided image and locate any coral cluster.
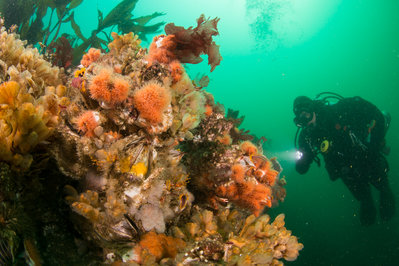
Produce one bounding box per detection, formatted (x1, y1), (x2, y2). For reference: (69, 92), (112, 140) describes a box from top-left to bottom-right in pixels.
(0, 17), (88, 265)
(125, 208), (303, 265)
(0, 18), (66, 170)
(0, 18), (61, 92)
(80, 48), (101, 68)
(53, 29), (203, 252)
(180, 108), (287, 217)
(88, 68), (130, 107)
(0, 14), (302, 265)
(173, 208), (303, 265)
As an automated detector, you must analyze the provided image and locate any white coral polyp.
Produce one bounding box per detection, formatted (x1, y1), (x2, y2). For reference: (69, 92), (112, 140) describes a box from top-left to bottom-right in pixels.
(135, 203), (165, 233)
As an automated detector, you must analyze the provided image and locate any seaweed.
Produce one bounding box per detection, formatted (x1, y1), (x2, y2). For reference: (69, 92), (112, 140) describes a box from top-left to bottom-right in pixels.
(193, 73), (210, 89)
(0, 0), (165, 67)
(70, 0), (165, 64)
(164, 14), (222, 72)
(47, 34), (74, 68)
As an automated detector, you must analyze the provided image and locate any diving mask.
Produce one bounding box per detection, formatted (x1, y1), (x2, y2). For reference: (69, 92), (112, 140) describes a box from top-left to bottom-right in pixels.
(294, 111), (314, 128)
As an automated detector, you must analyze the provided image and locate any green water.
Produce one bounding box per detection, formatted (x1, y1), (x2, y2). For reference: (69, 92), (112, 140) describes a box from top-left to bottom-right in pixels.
(11, 0), (399, 264)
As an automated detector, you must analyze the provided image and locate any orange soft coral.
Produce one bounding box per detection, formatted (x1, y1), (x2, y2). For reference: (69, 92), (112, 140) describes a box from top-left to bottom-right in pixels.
(263, 162), (279, 186)
(217, 132), (232, 145)
(80, 48), (101, 67)
(240, 141), (258, 156)
(217, 179), (272, 217)
(251, 155), (279, 186)
(169, 60), (183, 83)
(76, 111), (98, 137)
(215, 158), (274, 216)
(231, 164), (246, 182)
(133, 81), (171, 124)
(88, 68), (129, 106)
(147, 35), (177, 65)
(204, 104), (213, 116)
(136, 231), (186, 262)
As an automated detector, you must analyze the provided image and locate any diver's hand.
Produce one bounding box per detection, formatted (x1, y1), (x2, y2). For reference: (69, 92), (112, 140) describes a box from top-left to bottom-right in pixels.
(295, 150), (312, 174)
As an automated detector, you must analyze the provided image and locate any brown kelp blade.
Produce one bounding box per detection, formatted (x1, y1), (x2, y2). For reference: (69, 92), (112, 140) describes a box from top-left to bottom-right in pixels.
(99, 0), (139, 31)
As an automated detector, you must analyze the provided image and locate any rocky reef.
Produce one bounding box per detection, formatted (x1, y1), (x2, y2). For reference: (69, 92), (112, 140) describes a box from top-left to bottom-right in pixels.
(0, 14), (302, 265)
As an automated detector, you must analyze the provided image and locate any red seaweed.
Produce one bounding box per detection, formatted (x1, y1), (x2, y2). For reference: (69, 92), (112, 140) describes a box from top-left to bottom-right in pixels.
(164, 14), (223, 72)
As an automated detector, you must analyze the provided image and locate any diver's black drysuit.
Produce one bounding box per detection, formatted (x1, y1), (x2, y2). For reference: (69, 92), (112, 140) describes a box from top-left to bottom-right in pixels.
(295, 96), (394, 225)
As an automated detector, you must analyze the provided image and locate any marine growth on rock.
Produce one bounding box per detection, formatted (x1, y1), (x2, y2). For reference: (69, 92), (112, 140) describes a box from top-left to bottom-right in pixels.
(0, 15), (302, 265)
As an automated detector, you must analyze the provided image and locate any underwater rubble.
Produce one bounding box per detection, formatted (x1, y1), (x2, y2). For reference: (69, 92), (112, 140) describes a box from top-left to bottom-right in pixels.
(0, 14), (303, 265)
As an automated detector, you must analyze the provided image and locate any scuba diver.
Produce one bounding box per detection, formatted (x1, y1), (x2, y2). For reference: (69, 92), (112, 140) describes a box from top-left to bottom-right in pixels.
(293, 93), (395, 226)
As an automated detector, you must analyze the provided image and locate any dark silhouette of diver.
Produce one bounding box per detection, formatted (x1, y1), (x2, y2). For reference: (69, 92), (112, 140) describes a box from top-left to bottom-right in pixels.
(293, 93), (395, 226)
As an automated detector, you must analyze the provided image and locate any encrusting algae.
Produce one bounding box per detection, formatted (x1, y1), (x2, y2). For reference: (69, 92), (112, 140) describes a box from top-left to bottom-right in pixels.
(0, 14), (303, 265)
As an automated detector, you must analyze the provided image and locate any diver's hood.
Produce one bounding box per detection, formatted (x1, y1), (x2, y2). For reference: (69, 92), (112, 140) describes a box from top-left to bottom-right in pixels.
(293, 96), (315, 127)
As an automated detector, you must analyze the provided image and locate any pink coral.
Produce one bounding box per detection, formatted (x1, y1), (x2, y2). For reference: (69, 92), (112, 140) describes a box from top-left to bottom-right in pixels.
(88, 68), (129, 106)
(133, 82), (171, 124)
(81, 48), (101, 67)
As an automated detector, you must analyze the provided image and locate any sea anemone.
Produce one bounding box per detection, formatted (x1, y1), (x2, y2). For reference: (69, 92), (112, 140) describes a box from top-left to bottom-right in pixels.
(133, 81), (171, 124)
(217, 132), (232, 145)
(231, 164), (246, 182)
(88, 68), (129, 106)
(75, 111), (99, 137)
(240, 141), (258, 156)
(217, 180), (272, 217)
